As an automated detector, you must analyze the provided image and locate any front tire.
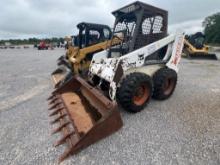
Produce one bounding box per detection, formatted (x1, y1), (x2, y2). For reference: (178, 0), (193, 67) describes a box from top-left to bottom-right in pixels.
(117, 72), (153, 113)
(153, 68), (177, 100)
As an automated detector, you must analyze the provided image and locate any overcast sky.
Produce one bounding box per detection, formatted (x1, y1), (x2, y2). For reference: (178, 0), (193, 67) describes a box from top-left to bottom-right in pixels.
(0, 0), (220, 39)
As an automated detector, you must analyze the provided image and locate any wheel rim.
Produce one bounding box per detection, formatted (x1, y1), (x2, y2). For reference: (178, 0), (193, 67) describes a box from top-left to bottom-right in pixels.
(163, 77), (175, 95)
(133, 84), (150, 106)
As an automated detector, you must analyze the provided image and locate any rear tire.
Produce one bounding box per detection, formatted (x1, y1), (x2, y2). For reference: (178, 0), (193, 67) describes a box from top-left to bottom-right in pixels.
(153, 68), (177, 100)
(117, 72), (153, 113)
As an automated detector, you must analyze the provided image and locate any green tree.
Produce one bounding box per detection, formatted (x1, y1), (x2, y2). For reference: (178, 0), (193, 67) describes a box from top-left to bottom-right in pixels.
(29, 38), (39, 45)
(0, 37), (65, 45)
(203, 12), (220, 44)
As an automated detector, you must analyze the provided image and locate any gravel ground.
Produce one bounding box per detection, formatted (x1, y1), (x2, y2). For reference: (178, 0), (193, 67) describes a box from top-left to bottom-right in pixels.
(0, 48), (219, 165)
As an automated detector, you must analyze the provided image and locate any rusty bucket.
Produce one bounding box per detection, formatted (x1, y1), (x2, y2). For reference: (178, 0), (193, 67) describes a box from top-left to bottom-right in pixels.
(47, 76), (123, 162)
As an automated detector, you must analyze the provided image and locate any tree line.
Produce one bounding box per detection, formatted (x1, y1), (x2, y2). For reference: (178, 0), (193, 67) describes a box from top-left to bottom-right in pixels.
(203, 12), (220, 44)
(0, 37), (65, 45)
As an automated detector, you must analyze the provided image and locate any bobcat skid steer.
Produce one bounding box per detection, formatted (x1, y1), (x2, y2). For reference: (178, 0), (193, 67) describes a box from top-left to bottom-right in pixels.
(183, 32), (217, 60)
(52, 22), (122, 88)
(47, 1), (184, 162)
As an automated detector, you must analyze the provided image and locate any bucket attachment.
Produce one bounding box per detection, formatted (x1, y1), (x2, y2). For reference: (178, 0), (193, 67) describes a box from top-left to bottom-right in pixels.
(47, 76), (123, 162)
(188, 53), (218, 60)
(51, 66), (67, 86)
(51, 66), (73, 88)
(51, 55), (72, 87)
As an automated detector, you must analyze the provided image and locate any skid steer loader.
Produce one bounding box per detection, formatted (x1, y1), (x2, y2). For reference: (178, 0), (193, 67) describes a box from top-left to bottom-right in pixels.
(47, 1), (185, 162)
(52, 22), (122, 87)
(183, 32), (218, 60)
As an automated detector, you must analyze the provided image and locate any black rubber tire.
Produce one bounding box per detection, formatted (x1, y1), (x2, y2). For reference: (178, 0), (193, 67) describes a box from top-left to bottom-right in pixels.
(117, 72), (153, 113)
(153, 68), (177, 100)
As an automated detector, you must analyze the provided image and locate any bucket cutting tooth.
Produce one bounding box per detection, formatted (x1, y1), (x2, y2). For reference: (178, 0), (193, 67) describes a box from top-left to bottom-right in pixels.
(53, 131), (75, 147)
(48, 97), (60, 105)
(47, 95), (55, 101)
(48, 102), (62, 110)
(49, 107), (64, 116)
(52, 121), (71, 134)
(59, 148), (73, 163)
(50, 113), (67, 124)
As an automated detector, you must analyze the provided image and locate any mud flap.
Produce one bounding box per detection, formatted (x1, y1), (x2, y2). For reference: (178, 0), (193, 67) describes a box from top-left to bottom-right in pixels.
(47, 76), (123, 162)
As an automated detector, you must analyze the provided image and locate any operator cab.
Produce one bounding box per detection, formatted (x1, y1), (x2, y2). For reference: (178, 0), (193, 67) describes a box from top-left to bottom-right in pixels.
(73, 22), (112, 49)
(109, 1), (168, 60)
(185, 32), (205, 49)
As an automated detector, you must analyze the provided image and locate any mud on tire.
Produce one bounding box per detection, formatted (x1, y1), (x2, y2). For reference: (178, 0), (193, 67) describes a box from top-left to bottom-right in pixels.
(153, 68), (177, 100)
(117, 72), (153, 113)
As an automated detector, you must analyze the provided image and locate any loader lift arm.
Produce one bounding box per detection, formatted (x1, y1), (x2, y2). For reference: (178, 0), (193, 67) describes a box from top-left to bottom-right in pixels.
(51, 22), (123, 87)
